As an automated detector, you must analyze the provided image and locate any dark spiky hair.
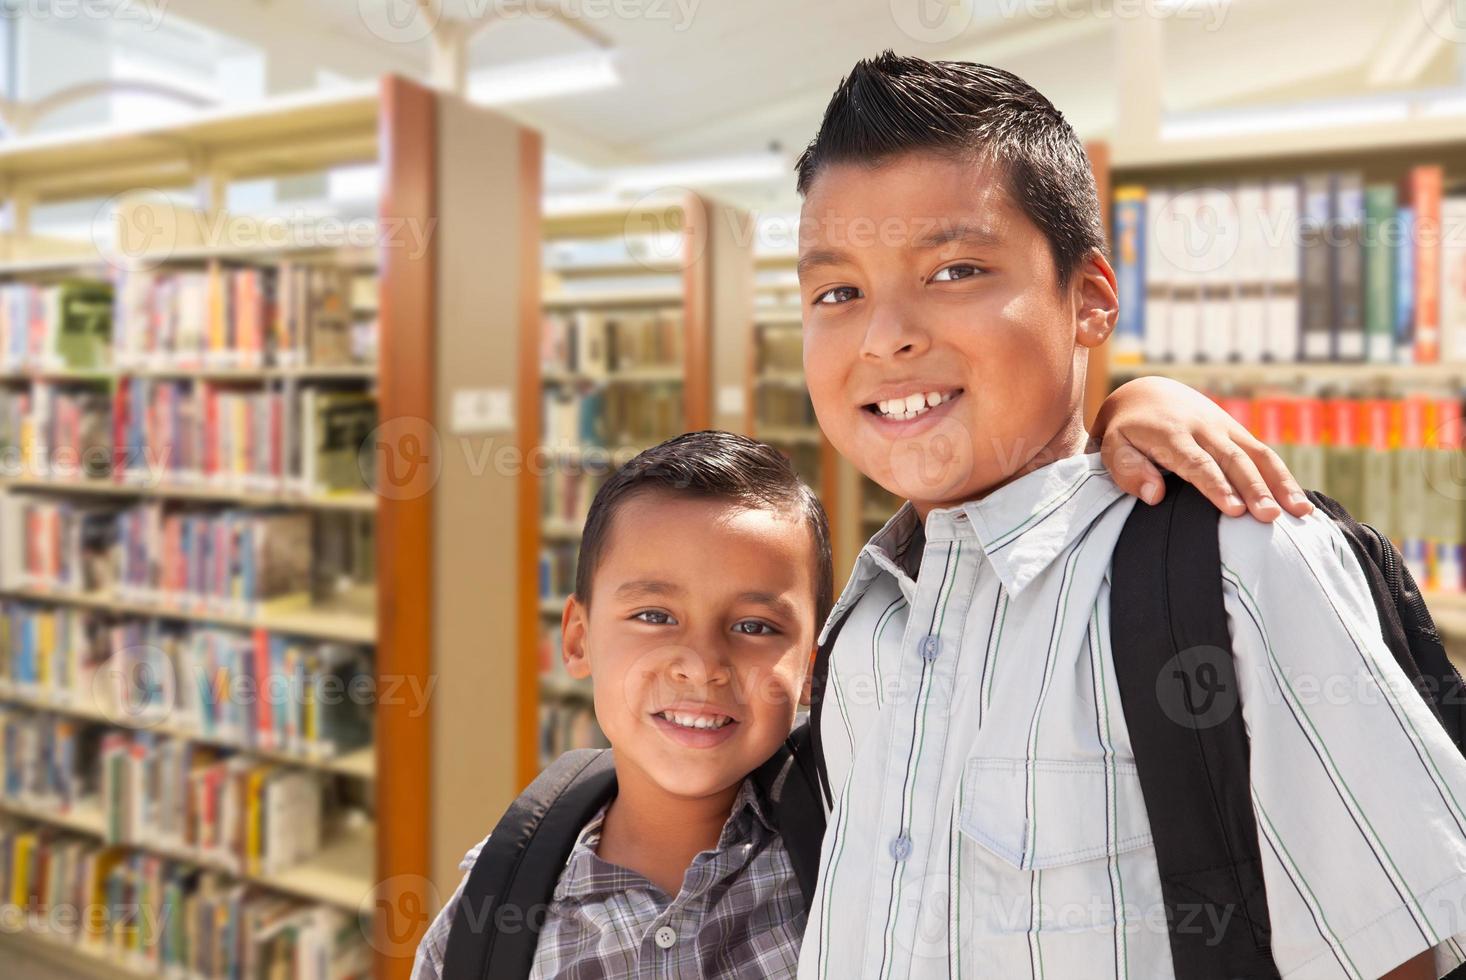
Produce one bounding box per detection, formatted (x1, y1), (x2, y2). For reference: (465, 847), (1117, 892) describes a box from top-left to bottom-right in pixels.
(795, 51), (1105, 286)
(574, 430), (834, 631)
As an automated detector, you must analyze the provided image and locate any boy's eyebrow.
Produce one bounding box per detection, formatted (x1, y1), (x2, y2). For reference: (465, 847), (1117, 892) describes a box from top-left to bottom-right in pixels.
(737, 591), (801, 621)
(913, 222), (1004, 250)
(797, 224), (1005, 281)
(614, 579), (684, 600)
(796, 246), (849, 281)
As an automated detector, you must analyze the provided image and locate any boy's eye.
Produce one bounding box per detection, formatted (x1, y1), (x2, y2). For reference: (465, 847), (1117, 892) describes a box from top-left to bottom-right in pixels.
(931, 264), (980, 282)
(732, 620), (779, 636)
(633, 610), (676, 625)
(813, 285), (861, 306)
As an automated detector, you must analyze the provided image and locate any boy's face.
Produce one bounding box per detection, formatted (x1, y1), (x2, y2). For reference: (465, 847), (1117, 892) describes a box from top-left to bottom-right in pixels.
(798, 152), (1115, 515)
(561, 492), (817, 802)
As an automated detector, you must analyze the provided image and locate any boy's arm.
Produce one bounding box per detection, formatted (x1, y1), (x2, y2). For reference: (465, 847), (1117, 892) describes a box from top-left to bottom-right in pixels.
(1382, 950), (1437, 979)
(1218, 512), (1466, 980)
(1090, 374), (1312, 521)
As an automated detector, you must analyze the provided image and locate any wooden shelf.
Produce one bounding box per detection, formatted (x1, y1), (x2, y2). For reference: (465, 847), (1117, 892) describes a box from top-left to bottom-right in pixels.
(542, 288), (685, 310)
(754, 310), (803, 327)
(0, 684), (374, 779)
(543, 364), (684, 384)
(0, 928), (153, 980)
(547, 259), (683, 277)
(0, 476), (376, 512)
(0, 82), (379, 202)
(0, 586), (376, 644)
(1110, 360), (1466, 388)
(0, 363), (377, 381)
(755, 369), (809, 388)
(0, 797), (375, 911)
(757, 426), (823, 445)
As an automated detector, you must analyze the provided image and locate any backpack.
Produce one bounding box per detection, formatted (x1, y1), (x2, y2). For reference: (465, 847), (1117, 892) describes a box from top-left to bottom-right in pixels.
(1109, 473), (1466, 979)
(438, 724), (828, 979)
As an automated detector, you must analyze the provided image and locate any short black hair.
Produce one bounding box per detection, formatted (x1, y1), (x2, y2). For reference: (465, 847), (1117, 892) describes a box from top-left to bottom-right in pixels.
(795, 51), (1105, 287)
(574, 430), (834, 631)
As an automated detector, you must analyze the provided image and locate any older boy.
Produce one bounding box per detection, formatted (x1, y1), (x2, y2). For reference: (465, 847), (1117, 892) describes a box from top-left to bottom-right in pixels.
(796, 53), (1461, 980)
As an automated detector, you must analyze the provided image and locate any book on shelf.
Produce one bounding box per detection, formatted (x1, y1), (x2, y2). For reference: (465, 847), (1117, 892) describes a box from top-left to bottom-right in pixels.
(97, 728), (327, 877)
(115, 263), (377, 370)
(1219, 389), (1463, 593)
(541, 309), (685, 376)
(0, 708), (98, 812)
(0, 817), (371, 977)
(113, 504), (312, 615)
(541, 468), (605, 526)
(1112, 163), (1466, 366)
(0, 279), (114, 372)
(298, 389), (376, 496)
(757, 324), (804, 375)
(755, 386), (818, 430)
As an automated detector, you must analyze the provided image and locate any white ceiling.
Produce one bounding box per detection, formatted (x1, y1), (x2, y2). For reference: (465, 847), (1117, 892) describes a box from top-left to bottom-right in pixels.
(145, 0), (1461, 209)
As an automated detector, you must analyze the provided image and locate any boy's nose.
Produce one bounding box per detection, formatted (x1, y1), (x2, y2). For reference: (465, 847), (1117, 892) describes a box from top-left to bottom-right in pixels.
(668, 648), (732, 687)
(860, 305), (930, 360)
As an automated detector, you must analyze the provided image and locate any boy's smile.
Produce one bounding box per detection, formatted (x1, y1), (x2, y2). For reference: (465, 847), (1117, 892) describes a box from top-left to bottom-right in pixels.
(798, 151), (1117, 519)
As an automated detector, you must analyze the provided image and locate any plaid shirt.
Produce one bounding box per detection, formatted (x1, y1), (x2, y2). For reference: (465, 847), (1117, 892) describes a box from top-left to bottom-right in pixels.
(412, 777), (805, 979)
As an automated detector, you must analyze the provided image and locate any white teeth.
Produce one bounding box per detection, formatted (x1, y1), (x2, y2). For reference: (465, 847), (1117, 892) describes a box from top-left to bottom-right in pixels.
(873, 390), (955, 419)
(659, 711), (732, 731)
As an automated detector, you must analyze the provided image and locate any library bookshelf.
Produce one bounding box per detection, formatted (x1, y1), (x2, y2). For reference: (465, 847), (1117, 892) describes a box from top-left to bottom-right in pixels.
(0, 77), (542, 980)
(746, 251), (856, 580)
(524, 195), (753, 785)
(1097, 122), (1466, 655)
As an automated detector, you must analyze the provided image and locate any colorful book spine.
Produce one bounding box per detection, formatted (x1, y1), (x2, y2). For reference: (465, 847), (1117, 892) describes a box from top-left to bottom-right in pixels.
(1112, 187), (1146, 365)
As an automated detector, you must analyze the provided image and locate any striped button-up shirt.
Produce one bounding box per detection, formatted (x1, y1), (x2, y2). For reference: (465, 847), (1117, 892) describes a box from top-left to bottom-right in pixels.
(413, 777), (804, 980)
(799, 450), (1466, 980)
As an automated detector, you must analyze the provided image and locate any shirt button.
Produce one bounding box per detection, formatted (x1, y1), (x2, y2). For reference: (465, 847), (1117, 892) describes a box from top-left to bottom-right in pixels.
(654, 925), (677, 949)
(920, 635), (940, 661)
(890, 834), (912, 861)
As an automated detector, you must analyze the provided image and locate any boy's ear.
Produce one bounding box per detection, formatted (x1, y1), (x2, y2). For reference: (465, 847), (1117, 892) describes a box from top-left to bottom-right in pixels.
(562, 596), (592, 680)
(1072, 249), (1119, 350)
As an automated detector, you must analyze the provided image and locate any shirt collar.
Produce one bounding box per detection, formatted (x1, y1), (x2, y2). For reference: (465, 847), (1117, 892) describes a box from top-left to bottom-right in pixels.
(820, 452), (1124, 637)
(553, 778), (772, 902)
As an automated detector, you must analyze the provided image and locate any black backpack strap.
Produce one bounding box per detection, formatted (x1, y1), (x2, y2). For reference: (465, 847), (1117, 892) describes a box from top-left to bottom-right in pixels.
(441, 749), (617, 980)
(807, 605), (855, 811)
(1304, 489), (1466, 747)
(1110, 475), (1279, 980)
(751, 722), (825, 910)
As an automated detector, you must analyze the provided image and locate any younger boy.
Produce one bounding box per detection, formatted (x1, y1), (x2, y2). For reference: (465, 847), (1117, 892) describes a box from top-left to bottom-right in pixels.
(413, 430), (830, 977)
(796, 53), (1466, 979)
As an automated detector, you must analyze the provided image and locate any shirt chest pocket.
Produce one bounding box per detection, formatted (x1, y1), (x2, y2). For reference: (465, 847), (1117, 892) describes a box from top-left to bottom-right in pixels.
(955, 757), (1155, 934)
